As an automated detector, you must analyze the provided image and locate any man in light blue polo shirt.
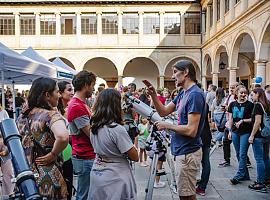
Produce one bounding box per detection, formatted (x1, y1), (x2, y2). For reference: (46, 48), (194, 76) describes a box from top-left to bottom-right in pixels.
(145, 60), (206, 200)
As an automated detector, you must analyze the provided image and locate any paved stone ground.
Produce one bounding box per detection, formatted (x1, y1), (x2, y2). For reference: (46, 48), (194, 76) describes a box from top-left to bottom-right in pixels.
(135, 146), (270, 200)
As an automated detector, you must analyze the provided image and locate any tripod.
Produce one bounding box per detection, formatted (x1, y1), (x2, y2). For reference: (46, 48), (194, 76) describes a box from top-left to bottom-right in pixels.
(145, 125), (167, 200)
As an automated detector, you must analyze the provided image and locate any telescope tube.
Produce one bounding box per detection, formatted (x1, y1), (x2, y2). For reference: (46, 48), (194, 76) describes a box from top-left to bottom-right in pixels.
(0, 119), (41, 200)
(125, 94), (163, 122)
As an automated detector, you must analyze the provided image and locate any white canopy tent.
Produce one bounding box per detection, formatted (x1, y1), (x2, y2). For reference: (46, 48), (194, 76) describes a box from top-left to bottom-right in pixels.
(22, 47), (76, 79)
(0, 42), (57, 118)
(51, 57), (77, 75)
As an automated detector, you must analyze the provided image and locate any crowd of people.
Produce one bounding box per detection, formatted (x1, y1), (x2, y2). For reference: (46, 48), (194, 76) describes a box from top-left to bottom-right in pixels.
(0, 60), (269, 200)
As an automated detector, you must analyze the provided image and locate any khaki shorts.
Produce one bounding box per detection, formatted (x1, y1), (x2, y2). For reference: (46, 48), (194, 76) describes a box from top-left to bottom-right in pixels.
(174, 148), (202, 196)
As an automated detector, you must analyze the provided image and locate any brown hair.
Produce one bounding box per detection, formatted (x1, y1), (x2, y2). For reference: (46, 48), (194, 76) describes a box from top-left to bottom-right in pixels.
(253, 88), (270, 114)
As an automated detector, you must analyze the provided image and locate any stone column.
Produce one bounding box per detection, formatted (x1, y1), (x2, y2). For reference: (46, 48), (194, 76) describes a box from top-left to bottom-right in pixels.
(206, 5), (210, 40)
(229, 0), (235, 21)
(241, 0), (248, 13)
(180, 12), (185, 45)
(159, 75), (165, 88)
(212, 0), (217, 34)
(35, 12), (40, 36)
(138, 11), (144, 45)
(117, 11), (123, 44)
(220, 0), (225, 28)
(212, 72), (219, 87)
(229, 68), (237, 86)
(201, 11), (206, 34)
(202, 75), (207, 91)
(159, 11), (165, 42)
(254, 60), (267, 87)
(14, 12), (20, 45)
(76, 12), (81, 37)
(55, 12), (61, 46)
(118, 75), (123, 89)
(96, 11), (102, 44)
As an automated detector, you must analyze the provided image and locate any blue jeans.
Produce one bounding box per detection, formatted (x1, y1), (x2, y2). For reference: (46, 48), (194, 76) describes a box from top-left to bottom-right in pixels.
(72, 157), (94, 200)
(252, 138), (270, 183)
(198, 146), (211, 190)
(231, 132), (250, 180)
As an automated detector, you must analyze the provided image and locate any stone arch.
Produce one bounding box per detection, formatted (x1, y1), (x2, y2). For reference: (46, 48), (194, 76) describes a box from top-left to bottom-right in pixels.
(164, 56), (200, 87)
(203, 53), (212, 77)
(257, 17), (270, 61)
(83, 57), (118, 88)
(123, 55), (161, 75)
(49, 57), (75, 69)
(230, 29), (257, 69)
(213, 42), (229, 72)
(123, 57), (159, 88)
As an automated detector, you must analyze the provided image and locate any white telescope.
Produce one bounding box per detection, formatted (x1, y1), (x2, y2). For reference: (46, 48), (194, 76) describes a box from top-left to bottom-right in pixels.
(125, 94), (174, 124)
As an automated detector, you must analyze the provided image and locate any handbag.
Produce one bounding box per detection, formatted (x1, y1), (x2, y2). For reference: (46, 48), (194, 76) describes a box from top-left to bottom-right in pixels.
(257, 102), (270, 139)
(217, 111), (226, 132)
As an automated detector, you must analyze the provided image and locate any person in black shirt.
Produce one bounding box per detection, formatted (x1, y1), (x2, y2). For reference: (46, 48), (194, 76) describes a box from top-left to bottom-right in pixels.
(228, 85), (253, 185)
(248, 88), (270, 192)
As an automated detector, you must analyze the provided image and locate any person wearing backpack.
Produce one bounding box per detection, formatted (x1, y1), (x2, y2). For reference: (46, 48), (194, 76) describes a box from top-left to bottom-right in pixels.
(248, 88), (270, 192)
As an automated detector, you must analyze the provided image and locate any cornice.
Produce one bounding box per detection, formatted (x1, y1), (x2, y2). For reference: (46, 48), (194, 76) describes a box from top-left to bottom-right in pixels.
(201, 0), (267, 49)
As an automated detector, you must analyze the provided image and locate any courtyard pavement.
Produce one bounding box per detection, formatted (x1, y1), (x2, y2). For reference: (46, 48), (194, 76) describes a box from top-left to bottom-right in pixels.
(135, 145), (270, 200)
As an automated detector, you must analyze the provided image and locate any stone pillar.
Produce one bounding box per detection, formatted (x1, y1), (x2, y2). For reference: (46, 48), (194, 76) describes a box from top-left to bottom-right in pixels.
(159, 75), (165, 88)
(212, 0), (217, 34)
(212, 72), (219, 87)
(118, 75), (123, 89)
(138, 11), (144, 45)
(117, 11), (123, 44)
(76, 12), (81, 37)
(206, 5), (210, 40)
(229, 0), (235, 21)
(96, 11), (102, 44)
(159, 11), (165, 42)
(220, 0), (225, 28)
(35, 12), (40, 36)
(180, 12), (185, 45)
(14, 12), (20, 45)
(229, 68), (237, 86)
(254, 60), (267, 87)
(55, 12), (61, 46)
(241, 0), (248, 13)
(202, 75), (207, 91)
(201, 11), (206, 34)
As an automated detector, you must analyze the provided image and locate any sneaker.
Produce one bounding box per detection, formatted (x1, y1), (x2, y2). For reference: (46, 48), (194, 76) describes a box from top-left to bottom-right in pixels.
(218, 161), (230, 168)
(143, 161), (149, 166)
(230, 178), (240, 185)
(264, 180), (270, 188)
(140, 162), (148, 167)
(196, 187), (206, 196)
(248, 182), (268, 193)
(154, 181), (166, 188)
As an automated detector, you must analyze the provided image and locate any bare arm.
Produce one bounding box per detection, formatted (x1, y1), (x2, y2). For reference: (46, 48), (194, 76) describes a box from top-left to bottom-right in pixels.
(81, 125), (91, 137)
(147, 85), (175, 117)
(249, 115), (261, 144)
(126, 146), (139, 162)
(156, 113), (201, 138)
(36, 120), (69, 166)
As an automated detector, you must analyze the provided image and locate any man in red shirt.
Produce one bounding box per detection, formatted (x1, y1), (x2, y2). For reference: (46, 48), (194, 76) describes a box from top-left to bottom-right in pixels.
(67, 70), (96, 200)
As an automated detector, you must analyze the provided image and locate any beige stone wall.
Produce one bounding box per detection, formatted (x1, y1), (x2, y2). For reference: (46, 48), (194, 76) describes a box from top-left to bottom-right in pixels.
(201, 0), (270, 89)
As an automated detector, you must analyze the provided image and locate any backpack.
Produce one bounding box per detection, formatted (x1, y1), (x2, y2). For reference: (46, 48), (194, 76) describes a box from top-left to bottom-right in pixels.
(257, 102), (270, 140)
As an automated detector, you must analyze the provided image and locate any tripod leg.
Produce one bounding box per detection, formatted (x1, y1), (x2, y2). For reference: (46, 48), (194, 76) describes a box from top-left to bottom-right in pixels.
(145, 152), (159, 200)
(210, 143), (218, 157)
(165, 153), (177, 194)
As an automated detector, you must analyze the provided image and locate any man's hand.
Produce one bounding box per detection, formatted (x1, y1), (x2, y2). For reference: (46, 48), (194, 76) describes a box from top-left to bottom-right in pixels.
(154, 121), (169, 131)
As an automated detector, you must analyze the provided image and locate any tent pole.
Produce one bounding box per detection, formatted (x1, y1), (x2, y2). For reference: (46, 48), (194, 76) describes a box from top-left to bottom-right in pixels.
(12, 82), (16, 120)
(1, 71), (5, 109)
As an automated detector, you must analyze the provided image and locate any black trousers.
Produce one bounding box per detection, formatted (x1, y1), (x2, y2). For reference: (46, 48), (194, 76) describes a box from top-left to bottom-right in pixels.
(223, 129), (231, 163)
(63, 158), (73, 200)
